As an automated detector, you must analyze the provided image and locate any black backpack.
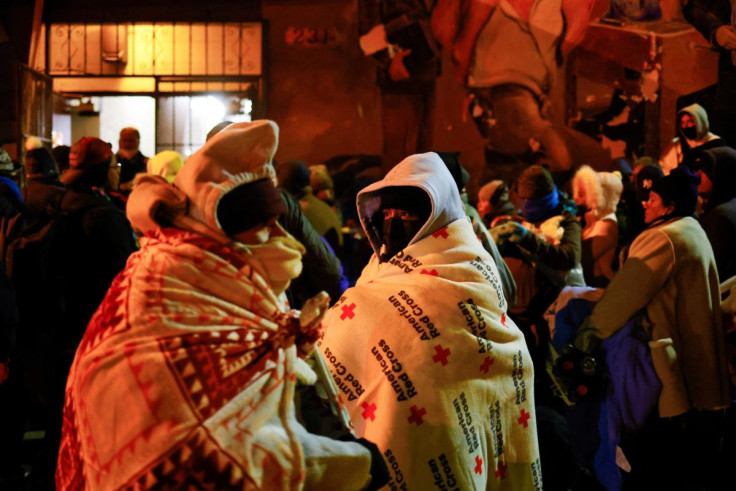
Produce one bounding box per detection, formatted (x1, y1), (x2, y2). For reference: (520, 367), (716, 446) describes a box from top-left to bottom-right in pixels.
(4, 192), (72, 335)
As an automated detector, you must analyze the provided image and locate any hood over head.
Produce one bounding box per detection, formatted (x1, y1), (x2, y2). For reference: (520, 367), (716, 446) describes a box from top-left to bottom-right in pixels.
(573, 164), (623, 216)
(678, 103), (710, 141)
(357, 152), (465, 258)
(435, 151), (470, 193)
(277, 160), (311, 197)
(173, 120), (279, 235)
(693, 146), (736, 211)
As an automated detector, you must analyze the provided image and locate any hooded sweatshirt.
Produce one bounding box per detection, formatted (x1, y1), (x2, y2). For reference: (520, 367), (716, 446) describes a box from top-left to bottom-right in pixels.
(659, 103), (725, 175)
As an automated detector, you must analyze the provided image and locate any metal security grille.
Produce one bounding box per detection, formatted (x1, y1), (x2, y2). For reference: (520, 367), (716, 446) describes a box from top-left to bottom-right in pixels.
(156, 93), (253, 157)
(47, 22), (263, 77)
(20, 65), (53, 147)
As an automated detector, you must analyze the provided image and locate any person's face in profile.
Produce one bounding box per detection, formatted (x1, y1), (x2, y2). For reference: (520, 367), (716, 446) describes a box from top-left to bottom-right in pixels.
(234, 216), (280, 245)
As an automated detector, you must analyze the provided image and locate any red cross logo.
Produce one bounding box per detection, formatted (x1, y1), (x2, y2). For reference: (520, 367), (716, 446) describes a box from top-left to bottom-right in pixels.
(518, 408), (530, 428)
(479, 356), (494, 373)
(495, 461), (507, 479)
(340, 303), (356, 320)
(432, 227), (449, 239)
(361, 402), (377, 422)
(432, 345), (451, 366)
(474, 456), (484, 475)
(501, 313), (508, 328)
(420, 269), (439, 276)
(407, 405), (427, 426)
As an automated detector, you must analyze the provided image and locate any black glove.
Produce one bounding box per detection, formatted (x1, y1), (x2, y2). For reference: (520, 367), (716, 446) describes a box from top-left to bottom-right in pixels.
(353, 437), (390, 491)
(552, 344), (607, 403)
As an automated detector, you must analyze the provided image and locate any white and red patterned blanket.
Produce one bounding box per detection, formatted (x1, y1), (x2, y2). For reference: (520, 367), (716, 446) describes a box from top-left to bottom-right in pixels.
(56, 228), (370, 490)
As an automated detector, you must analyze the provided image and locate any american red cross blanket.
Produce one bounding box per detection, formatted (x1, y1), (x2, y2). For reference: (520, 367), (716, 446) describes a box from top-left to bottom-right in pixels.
(320, 217), (542, 490)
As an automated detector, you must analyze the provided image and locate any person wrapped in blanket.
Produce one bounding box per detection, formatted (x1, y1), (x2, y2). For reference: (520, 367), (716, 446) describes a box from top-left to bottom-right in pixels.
(320, 152), (542, 489)
(573, 166), (731, 490)
(55, 121), (388, 490)
(490, 164), (584, 368)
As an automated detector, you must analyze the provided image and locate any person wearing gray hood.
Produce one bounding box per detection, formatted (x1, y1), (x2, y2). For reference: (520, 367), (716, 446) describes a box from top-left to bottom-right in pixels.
(320, 152), (541, 489)
(659, 103), (727, 175)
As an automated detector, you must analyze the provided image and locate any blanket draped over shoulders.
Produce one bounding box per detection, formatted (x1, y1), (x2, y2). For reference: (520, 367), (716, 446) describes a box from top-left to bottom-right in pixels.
(57, 229), (369, 490)
(321, 152), (541, 490)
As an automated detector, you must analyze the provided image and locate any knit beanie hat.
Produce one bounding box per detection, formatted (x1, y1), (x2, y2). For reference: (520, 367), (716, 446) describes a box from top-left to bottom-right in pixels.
(25, 147), (60, 179)
(692, 147), (736, 211)
(309, 164), (334, 193)
(63, 137), (113, 184)
(0, 148), (21, 175)
(651, 165), (701, 217)
(277, 161), (311, 197)
(635, 164), (664, 203)
(517, 165), (555, 200)
(52, 145), (71, 173)
(147, 150), (184, 183)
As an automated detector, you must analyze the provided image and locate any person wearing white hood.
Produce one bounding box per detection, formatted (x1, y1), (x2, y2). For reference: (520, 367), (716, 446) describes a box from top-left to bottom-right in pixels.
(55, 121), (387, 490)
(320, 152), (541, 489)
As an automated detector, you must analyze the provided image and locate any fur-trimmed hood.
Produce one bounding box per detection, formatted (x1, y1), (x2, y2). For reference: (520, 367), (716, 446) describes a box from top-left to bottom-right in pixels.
(573, 165), (623, 217)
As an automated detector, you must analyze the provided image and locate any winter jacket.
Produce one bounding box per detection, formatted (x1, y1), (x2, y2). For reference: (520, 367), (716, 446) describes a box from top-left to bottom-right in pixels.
(22, 178), (66, 220)
(279, 189), (343, 307)
(659, 104), (725, 174)
(701, 198), (736, 281)
(56, 188), (136, 353)
(575, 216), (730, 417)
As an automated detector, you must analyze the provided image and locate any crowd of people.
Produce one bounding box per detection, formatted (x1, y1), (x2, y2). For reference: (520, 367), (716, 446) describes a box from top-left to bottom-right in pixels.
(0, 109), (735, 490)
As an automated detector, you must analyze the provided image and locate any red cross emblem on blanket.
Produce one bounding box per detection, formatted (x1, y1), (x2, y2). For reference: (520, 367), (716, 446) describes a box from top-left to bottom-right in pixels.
(474, 456), (484, 475)
(420, 269), (439, 276)
(479, 356), (494, 373)
(432, 227), (449, 239)
(432, 345), (451, 366)
(518, 408), (531, 428)
(495, 461), (507, 479)
(501, 313), (508, 328)
(407, 405), (427, 426)
(340, 303), (356, 320)
(361, 402), (377, 422)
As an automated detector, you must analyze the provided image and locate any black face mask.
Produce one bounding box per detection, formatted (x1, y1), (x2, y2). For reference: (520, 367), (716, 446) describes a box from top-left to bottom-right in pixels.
(379, 211), (423, 262)
(681, 126), (698, 140)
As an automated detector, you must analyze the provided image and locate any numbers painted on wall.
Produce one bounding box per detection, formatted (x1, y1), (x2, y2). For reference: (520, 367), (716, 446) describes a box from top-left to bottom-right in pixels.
(285, 27), (339, 47)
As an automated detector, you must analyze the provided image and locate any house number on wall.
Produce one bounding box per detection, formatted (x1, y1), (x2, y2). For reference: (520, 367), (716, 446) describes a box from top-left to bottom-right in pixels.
(285, 27), (339, 46)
